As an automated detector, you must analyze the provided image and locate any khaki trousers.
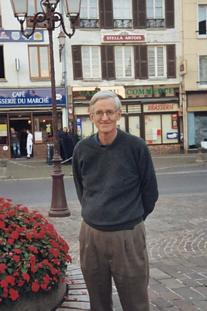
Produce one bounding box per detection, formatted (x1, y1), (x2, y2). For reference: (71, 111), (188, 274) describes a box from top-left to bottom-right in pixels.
(79, 221), (150, 311)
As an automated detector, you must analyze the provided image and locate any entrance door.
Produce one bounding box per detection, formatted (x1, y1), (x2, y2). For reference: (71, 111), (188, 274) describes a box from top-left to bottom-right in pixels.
(9, 118), (31, 157)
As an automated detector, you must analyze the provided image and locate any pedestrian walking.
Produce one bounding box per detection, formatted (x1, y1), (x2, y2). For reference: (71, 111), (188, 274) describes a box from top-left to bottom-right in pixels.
(72, 90), (159, 311)
(10, 127), (21, 158)
(26, 129), (33, 158)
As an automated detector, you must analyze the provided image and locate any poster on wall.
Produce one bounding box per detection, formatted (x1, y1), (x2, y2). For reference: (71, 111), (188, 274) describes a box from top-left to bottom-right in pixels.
(0, 124), (7, 136)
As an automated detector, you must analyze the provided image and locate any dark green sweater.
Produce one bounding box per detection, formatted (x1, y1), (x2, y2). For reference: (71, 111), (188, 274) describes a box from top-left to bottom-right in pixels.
(72, 129), (158, 231)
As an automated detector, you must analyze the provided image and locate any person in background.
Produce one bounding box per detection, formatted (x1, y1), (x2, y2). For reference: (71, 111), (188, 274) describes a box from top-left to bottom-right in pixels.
(10, 127), (21, 158)
(72, 90), (159, 311)
(26, 129), (33, 159)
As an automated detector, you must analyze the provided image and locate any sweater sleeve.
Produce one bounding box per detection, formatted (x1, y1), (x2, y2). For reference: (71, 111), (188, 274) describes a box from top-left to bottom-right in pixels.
(72, 144), (83, 203)
(138, 140), (159, 220)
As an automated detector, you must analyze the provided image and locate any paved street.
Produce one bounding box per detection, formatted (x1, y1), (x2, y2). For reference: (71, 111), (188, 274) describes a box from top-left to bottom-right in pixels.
(0, 153), (207, 310)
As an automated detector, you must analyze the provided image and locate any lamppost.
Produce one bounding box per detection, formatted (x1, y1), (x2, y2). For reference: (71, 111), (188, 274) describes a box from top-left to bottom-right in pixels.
(11, 0), (81, 217)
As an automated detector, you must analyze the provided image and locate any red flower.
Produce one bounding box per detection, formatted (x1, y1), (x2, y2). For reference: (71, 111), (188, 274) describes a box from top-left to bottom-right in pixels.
(13, 255), (21, 263)
(10, 231), (19, 240)
(0, 220), (5, 229)
(31, 280), (40, 292)
(0, 263), (7, 273)
(9, 288), (19, 301)
(5, 275), (15, 286)
(22, 272), (30, 282)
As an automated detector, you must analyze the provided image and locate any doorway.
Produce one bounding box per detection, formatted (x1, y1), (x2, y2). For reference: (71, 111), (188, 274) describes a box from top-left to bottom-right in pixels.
(9, 118), (31, 158)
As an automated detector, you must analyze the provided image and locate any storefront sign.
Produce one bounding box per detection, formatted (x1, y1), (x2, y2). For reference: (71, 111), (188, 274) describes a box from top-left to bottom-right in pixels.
(126, 86), (178, 98)
(73, 86), (125, 100)
(144, 103), (178, 113)
(0, 29), (44, 42)
(0, 88), (66, 108)
(103, 34), (145, 42)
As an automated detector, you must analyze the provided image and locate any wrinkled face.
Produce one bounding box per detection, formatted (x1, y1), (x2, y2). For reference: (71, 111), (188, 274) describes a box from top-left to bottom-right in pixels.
(90, 98), (121, 134)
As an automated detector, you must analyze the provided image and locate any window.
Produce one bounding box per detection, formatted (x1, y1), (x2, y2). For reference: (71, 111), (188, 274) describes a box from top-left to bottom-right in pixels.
(82, 46), (101, 79)
(0, 46), (5, 79)
(148, 46), (166, 78)
(115, 46), (134, 79)
(145, 114), (178, 144)
(28, 45), (50, 80)
(0, 115), (8, 145)
(146, 0), (165, 27)
(80, 0), (99, 28)
(113, 0), (132, 28)
(199, 55), (207, 85)
(27, 0), (46, 28)
(198, 5), (207, 35)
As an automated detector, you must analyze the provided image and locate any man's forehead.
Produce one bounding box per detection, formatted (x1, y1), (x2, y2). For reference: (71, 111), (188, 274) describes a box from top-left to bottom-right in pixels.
(92, 98), (116, 109)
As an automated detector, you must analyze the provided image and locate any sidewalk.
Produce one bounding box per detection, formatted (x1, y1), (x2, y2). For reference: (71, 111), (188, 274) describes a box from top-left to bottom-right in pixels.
(1, 152), (207, 180)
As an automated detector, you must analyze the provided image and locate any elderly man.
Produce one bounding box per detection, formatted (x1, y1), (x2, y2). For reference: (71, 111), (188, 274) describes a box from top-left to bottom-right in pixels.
(72, 90), (159, 311)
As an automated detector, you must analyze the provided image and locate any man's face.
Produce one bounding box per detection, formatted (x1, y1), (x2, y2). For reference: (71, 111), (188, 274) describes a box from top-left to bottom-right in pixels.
(90, 98), (121, 134)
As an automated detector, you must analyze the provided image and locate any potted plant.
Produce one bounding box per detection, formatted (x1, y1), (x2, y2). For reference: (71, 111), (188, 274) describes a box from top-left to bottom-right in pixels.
(0, 197), (71, 311)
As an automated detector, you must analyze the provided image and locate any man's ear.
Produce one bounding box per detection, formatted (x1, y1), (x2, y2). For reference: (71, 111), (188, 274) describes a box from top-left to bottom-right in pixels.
(117, 109), (122, 121)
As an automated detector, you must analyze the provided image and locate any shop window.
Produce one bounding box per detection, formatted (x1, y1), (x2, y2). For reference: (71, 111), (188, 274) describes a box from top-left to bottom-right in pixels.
(0, 46), (5, 79)
(81, 46), (101, 79)
(146, 0), (165, 28)
(80, 0), (99, 28)
(34, 115), (53, 143)
(0, 116), (8, 145)
(115, 46), (134, 79)
(113, 0), (132, 28)
(28, 45), (50, 80)
(199, 55), (207, 85)
(128, 116), (140, 137)
(198, 5), (207, 35)
(145, 113), (178, 144)
(148, 46), (166, 78)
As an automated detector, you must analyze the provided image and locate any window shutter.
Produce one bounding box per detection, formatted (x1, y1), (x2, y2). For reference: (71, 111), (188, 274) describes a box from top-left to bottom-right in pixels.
(134, 45), (148, 79)
(167, 45), (176, 78)
(72, 46), (83, 80)
(165, 0), (174, 28)
(133, 0), (146, 28)
(101, 45), (115, 80)
(99, 0), (113, 29)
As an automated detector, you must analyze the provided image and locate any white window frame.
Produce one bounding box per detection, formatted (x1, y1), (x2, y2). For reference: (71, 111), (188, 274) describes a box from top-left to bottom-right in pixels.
(80, 0), (99, 19)
(115, 46), (134, 79)
(28, 45), (50, 80)
(113, 0), (132, 19)
(198, 5), (207, 37)
(148, 46), (167, 79)
(81, 46), (101, 80)
(198, 54), (207, 86)
(146, 0), (165, 19)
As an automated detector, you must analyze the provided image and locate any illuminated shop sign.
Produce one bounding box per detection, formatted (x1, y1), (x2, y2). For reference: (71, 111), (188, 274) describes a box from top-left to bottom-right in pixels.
(0, 88), (66, 108)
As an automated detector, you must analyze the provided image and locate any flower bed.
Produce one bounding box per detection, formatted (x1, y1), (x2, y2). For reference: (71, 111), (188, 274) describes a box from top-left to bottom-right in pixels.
(0, 197), (71, 308)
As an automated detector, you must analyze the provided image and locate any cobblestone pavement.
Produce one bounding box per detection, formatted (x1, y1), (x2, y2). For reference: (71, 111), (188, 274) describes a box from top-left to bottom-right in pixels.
(49, 192), (207, 311)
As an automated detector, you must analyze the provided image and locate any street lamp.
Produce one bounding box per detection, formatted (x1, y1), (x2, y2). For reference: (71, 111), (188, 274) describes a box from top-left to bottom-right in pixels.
(10, 0), (81, 217)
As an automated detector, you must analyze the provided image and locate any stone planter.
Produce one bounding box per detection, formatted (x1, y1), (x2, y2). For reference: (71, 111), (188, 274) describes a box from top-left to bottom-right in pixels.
(0, 282), (67, 311)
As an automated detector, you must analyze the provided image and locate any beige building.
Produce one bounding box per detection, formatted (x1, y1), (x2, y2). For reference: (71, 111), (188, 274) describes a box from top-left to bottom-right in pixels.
(181, 0), (207, 151)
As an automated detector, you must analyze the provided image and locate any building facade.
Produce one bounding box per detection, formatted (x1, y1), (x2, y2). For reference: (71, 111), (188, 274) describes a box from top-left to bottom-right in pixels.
(0, 0), (183, 159)
(181, 0), (207, 151)
(0, 0), (68, 159)
(69, 0), (182, 154)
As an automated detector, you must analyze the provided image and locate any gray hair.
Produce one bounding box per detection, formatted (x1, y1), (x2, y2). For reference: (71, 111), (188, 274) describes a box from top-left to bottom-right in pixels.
(90, 90), (122, 110)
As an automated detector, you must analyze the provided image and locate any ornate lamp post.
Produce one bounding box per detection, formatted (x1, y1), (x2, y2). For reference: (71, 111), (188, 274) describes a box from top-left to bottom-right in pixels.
(10, 0), (81, 217)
